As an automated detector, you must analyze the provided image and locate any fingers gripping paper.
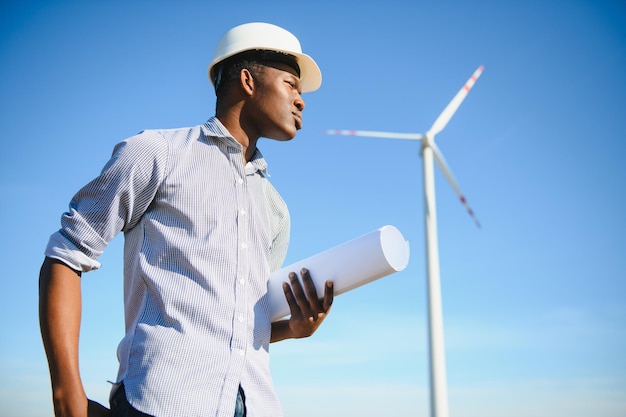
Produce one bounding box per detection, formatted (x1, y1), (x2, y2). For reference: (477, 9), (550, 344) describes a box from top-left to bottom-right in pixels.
(268, 225), (410, 322)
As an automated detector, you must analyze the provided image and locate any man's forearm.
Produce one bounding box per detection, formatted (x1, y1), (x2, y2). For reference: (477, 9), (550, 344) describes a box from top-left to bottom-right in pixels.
(39, 257), (87, 415)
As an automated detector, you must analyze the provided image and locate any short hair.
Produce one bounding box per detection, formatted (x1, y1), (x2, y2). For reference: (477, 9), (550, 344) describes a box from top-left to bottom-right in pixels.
(213, 49), (300, 97)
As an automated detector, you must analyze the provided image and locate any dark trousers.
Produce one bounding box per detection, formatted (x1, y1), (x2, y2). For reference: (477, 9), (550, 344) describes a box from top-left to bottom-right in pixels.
(109, 384), (152, 417)
(109, 383), (247, 417)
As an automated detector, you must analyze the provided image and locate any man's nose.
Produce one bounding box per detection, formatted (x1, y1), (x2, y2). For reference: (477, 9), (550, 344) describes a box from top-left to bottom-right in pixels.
(295, 95), (305, 111)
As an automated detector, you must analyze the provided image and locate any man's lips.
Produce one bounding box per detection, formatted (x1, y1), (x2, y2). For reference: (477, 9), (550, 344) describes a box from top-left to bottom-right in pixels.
(293, 113), (303, 129)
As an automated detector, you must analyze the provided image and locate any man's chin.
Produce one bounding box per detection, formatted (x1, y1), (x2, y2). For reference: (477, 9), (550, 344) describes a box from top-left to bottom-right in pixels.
(266, 130), (297, 141)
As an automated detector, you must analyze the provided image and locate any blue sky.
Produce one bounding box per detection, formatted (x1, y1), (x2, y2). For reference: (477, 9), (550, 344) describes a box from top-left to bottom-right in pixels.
(1, 1), (625, 416)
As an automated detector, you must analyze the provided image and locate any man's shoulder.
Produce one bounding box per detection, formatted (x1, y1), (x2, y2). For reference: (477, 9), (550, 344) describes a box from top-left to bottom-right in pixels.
(137, 123), (204, 140)
(124, 123), (207, 149)
(116, 120), (229, 165)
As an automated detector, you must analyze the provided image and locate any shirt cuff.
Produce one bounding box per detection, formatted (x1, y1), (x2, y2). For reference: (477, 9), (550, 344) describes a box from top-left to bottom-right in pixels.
(45, 231), (102, 272)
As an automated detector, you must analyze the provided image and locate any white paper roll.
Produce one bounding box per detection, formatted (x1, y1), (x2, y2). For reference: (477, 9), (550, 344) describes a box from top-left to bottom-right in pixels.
(268, 225), (410, 321)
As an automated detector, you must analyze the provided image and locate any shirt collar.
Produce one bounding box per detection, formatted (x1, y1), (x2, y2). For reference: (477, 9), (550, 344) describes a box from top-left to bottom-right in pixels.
(202, 117), (269, 177)
(201, 116), (235, 142)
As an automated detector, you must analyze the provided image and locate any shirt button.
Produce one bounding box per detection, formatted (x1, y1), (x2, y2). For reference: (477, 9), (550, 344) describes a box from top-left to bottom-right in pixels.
(238, 314), (245, 322)
(237, 177), (244, 185)
(241, 242), (248, 249)
(238, 278), (246, 285)
(239, 208), (246, 216)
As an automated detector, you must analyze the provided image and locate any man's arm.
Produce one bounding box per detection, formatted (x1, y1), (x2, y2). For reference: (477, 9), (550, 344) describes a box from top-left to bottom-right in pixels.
(39, 257), (88, 417)
(270, 268), (334, 343)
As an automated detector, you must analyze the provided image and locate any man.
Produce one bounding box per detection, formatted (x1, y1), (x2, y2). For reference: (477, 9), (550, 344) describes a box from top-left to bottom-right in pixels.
(39, 22), (334, 417)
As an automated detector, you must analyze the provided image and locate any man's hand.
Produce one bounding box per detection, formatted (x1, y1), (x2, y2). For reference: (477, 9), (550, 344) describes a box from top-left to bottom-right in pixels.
(281, 268), (334, 339)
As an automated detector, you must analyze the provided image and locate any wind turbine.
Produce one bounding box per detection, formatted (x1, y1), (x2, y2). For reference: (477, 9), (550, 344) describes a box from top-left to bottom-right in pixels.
(326, 65), (484, 417)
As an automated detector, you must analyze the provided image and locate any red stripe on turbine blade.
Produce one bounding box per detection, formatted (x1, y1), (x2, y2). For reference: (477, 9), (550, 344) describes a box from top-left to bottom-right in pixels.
(460, 195), (481, 227)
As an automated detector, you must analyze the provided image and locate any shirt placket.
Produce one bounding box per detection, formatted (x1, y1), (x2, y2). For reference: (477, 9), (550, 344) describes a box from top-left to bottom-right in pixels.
(226, 145), (251, 393)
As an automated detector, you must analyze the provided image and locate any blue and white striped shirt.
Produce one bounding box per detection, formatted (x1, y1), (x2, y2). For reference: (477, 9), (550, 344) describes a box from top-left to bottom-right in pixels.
(45, 117), (290, 417)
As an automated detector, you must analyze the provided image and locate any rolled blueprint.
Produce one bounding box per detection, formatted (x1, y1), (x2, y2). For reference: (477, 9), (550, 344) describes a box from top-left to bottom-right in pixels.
(268, 225), (410, 322)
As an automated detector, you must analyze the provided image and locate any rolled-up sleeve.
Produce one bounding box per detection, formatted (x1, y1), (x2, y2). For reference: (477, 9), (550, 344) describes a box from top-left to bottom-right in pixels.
(45, 131), (169, 272)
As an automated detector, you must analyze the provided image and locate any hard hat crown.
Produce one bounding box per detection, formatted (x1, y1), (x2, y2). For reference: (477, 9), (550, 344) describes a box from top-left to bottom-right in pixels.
(209, 22), (321, 92)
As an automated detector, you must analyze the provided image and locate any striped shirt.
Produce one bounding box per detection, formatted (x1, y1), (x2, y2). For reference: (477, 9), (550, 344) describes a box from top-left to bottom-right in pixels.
(45, 117), (290, 417)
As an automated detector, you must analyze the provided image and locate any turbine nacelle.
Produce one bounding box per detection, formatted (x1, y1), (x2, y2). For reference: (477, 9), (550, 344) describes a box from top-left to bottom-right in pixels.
(421, 132), (435, 150)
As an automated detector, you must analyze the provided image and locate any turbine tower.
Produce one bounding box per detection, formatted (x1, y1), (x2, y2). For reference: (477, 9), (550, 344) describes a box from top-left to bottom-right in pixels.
(326, 66), (484, 417)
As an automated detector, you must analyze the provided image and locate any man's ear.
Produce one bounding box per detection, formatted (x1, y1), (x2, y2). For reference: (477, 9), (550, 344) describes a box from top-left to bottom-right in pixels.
(240, 68), (255, 96)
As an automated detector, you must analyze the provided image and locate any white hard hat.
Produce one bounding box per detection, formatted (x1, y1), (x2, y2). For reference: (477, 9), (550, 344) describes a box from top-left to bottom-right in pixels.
(208, 22), (322, 93)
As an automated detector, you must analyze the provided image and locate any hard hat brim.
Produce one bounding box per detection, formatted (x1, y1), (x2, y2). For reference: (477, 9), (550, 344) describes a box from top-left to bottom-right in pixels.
(208, 48), (322, 93)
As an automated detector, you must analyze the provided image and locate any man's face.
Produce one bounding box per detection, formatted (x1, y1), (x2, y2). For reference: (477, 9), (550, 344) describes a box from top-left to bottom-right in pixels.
(248, 62), (305, 141)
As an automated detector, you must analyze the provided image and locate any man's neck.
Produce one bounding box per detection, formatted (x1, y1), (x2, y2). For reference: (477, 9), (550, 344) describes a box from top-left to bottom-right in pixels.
(215, 113), (258, 163)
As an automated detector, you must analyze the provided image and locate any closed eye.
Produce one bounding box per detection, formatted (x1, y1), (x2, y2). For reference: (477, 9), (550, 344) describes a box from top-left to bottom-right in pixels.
(285, 77), (301, 92)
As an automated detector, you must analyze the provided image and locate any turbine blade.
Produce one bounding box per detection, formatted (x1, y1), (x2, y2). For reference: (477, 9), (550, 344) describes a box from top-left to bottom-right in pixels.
(430, 141), (481, 228)
(429, 65), (484, 136)
(325, 129), (423, 141)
